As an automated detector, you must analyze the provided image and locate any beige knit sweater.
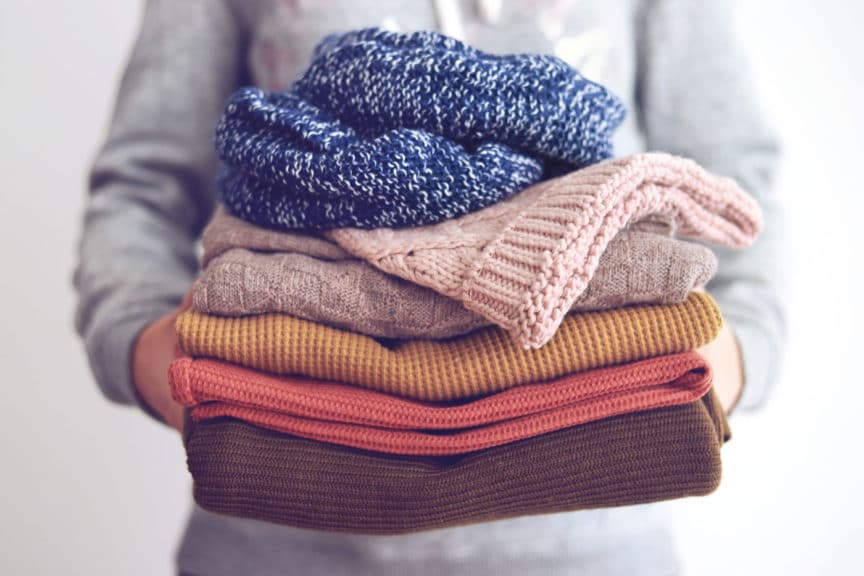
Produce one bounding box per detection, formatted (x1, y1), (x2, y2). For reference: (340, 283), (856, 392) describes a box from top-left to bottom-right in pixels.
(195, 210), (717, 339)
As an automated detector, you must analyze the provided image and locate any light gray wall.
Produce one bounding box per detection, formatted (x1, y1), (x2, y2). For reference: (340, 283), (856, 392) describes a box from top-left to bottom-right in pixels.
(0, 3), (189, 575)
(672, 1), (864, 573)
(0, 1), (861, 574)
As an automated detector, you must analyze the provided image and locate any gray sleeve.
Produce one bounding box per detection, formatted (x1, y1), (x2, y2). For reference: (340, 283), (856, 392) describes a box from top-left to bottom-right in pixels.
(73, 0), (244, 409)
(636, 0), (788, 410)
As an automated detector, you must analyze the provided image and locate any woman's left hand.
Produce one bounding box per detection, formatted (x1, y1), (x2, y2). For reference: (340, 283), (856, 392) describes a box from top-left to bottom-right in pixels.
(697, 323), (744, 414)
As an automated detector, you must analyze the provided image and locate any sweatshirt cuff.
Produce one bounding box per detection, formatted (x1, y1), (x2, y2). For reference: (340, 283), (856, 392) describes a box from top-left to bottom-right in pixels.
(85, 306), (174, 421)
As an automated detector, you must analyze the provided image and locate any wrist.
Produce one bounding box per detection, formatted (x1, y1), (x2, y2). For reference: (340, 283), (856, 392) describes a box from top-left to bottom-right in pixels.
(698, 323), (744, 414)
(131, 323), (169, 424)
(131, 312), (185, 432)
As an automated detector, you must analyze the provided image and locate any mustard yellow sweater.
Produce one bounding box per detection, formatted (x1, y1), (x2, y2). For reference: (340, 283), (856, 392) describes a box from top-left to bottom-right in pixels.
(176, 292), (721, 401)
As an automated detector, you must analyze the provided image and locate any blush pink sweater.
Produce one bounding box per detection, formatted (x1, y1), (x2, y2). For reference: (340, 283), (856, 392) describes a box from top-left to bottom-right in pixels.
(329, 153), (762, 348)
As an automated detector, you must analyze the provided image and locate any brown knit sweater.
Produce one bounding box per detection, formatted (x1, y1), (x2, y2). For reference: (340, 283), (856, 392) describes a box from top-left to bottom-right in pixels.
(183, 390), (729, 534)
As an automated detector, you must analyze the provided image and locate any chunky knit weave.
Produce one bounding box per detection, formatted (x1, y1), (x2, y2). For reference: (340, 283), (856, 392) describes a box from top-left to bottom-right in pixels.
(195, 208), (717, 338)
(172, 352), (711, 455)
(176, 292), (721, 401)
(184, 390), (728, 534)
(329, 153), (762, 348)
(216, 90), (542, 230)
(215, 27), (625, 230)
(294, 28), (625, 166)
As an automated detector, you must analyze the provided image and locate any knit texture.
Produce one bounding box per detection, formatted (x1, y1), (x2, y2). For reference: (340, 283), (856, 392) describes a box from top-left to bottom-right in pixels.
(176, 292), (721, 401)
(202, 204), (672, 265)
(195, 250), (490, 339)
(294, 28), (626, 166)
(215, 27), (625, 230)
(183, 390), (729, 534)
(202, 205), (350, 267)
(172, 352), (712, 455)
(329, 153), (762, 348)
(195, 207), (717, 338)
(216, 90), (542, 230)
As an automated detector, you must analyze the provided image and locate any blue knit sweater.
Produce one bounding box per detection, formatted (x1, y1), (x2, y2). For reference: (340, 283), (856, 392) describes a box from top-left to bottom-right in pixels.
(216, 27), (625, 230)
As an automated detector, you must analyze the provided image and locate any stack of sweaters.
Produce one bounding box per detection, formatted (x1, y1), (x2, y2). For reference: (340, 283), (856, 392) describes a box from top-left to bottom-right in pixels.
(170, 28), (762, 535)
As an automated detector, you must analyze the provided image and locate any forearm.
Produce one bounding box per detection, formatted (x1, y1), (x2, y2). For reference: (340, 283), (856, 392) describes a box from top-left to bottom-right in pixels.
(637, 0), (787, 410)
(75, 195), (199, 405)
(74, 0), (244, 410)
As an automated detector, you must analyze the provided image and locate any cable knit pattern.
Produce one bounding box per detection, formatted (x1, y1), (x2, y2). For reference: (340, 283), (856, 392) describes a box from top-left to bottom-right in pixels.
(184, 391), (728, 534)
(194, 249), (490, 339)
(176, 292), (722, 401)
(215, 27), (625, 230)
(172, 353), (711, 455)
(329, 153), (762, 348)
(194, 228), (717, 339)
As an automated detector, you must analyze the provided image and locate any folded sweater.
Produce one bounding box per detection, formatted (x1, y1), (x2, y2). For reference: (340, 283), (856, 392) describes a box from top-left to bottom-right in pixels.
(183, 389), (728, 534)
(216, 28), (626, 230)
(294, 27), (625, 167)
(216, 91), (542, 230)
(172, 352), (712, 455)
(328, 153), (762, 348)
(202, 206), (350, 266)
(195, 249), (489, 339)
(176, 291), (721, 401)
(194, 229), (716, 338)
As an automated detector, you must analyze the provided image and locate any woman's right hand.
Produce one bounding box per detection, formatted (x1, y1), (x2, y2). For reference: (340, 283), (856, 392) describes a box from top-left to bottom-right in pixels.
(131, 293), (192, 432)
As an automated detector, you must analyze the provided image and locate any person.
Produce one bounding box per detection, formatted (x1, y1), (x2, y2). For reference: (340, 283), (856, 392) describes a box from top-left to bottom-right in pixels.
(74, 0), (786, 574)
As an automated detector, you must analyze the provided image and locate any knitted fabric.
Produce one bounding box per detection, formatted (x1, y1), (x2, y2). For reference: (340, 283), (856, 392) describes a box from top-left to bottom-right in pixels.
(329, 153), (763, 348)
(195, 207), (717, 338)
(215, 27), (626, 230)
(195, 250), (490, 339)
(216, 90), (542, 230)
(202, 206), (349, 267)
(175, 292), (721, 402)
(172, 352), (712, 455)
(202, 204), (672, 266)
(294, 28), (626, 166)
(183, 390), (729, 534)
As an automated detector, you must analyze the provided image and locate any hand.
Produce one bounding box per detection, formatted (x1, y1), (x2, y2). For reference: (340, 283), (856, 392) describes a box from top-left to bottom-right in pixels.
(131, 292), (192, 432)
(697, 322), (745, 414)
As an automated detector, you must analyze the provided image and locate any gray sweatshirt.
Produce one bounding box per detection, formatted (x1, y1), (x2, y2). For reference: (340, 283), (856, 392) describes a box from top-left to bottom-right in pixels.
(74, 0), (785, 574)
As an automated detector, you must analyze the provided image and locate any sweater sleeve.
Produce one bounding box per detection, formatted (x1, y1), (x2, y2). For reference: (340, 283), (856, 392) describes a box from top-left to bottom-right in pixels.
(73, 0), (244, 409)
(635, 0), (788, 410)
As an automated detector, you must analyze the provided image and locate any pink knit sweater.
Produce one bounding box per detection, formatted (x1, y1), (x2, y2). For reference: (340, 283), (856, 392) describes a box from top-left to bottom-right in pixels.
(329, 153), (762, 348)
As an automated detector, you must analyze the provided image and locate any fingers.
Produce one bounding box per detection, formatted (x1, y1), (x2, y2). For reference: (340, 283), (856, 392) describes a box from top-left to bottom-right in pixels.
(165, 403), (185, 434)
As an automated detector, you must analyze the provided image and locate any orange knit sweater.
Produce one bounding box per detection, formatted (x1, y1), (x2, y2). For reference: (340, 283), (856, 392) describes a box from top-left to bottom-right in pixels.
(172, 352), (712, 455)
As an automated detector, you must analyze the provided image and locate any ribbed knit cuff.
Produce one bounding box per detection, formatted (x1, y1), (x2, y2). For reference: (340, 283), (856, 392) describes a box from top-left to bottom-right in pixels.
(85, 306), (174, 422)
(727, 320), (778, 411)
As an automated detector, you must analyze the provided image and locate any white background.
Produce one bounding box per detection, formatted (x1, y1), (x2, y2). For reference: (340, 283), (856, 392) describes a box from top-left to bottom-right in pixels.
(1, 1), (862, 574)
